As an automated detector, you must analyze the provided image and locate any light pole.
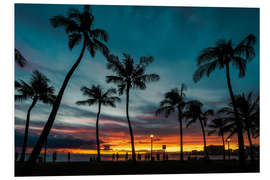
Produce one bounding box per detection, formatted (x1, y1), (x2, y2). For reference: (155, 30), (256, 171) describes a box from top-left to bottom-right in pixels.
(227, 138), (231, 160)
(150, 134), (154, 160)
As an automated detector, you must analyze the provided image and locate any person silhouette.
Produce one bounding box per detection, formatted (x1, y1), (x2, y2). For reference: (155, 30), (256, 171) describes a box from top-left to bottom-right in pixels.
(53, 152), (57, 163)
(116, 152), (119, 161)
(125, 152), (128, 161)
(156, 153), (160, 161)
(68, 152), (71, 162)
(112, 153), (115, 161)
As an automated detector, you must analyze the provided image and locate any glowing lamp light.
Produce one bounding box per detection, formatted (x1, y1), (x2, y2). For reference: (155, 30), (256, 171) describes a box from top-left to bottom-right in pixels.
(150, 134), (154, 138)
(227, 138), (231, 142)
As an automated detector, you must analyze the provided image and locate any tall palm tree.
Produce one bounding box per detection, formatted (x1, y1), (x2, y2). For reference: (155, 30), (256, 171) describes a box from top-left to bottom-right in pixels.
(193, 34), (256, 166)
(184, 100), (214, 160)
(26, 5), (109, 167)
(218, 92), (259, 162)
(208, 118), (229, 160)
(15, 48), (27, 67)
(15, 70), (56, 162)
(106, 53), (160, 163)
(76, 85), (120, 162)
(156, 83), (187, 161)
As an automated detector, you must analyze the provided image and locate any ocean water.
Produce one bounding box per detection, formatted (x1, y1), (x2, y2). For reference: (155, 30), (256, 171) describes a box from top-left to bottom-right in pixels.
(22, 153), (240, 162)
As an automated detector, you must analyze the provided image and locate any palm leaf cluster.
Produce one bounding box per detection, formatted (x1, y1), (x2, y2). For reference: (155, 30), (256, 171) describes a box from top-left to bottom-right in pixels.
(50, 5), (109, 56)
(193, 34), (256, 82)
(76, 85), (120, 107)
(106, 53), (160, 94)
(15, 70), (56, 104)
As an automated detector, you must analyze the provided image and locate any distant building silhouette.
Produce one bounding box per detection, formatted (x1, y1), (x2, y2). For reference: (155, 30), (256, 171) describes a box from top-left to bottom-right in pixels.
(206, 145), (224, 155)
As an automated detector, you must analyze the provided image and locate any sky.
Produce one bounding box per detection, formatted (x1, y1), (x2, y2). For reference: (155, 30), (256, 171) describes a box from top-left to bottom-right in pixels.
(14, 4), (259, 155)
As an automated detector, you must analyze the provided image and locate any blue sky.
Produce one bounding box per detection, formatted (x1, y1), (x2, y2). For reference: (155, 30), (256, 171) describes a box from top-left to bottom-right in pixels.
(15, 4), (259, 152)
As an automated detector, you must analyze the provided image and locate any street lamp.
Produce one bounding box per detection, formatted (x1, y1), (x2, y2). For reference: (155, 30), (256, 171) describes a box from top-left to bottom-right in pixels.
(227, 138), (231, 160)
(150, 134), (154, 160)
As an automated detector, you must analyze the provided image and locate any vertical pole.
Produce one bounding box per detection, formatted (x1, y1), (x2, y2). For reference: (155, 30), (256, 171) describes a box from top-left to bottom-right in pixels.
(228, 141), (230, 160)
(151, 137), (153, 160)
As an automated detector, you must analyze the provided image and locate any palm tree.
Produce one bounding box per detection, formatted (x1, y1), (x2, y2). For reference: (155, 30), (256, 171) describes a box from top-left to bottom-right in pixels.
(208, 118), (229, 160)
(184, 100), (214, 160)
(15, 48), (27, 67)
(156, 83), (187, 161)
(76, 85), (120, 162)
(106, 53), (160, 163)
(15, 70), (56, 162)
(218, 92), (259, 162)
(193, 34), (256, 166)
(26, 5), (109, 167)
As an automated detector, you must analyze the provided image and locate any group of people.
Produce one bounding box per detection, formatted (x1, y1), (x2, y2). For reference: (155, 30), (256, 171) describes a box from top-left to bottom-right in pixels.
(111, 152), (169, 161)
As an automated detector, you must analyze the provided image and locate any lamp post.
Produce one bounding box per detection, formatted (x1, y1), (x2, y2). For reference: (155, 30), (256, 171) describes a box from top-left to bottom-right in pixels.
(227, 138), (231, 160)
(150, 134), (154, 160)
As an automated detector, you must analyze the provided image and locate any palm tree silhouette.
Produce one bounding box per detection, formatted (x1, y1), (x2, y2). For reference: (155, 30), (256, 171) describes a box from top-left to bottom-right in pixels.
(218, 92), (259, 162)
(15, 70), (55, 162)
(27, 5), (109, 167)
(106, 53), (160, 163)
(156, 83), (187, 161)
(208, 118), (229, 160)
(184, 100), (214, 160)
(76, 85), (120, 162)
(193, 34), (256, 166)
(15, 48), (27, 67)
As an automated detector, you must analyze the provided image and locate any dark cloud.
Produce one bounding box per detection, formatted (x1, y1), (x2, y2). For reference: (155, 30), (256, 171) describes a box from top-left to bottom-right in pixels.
(15, 130), (98, 149)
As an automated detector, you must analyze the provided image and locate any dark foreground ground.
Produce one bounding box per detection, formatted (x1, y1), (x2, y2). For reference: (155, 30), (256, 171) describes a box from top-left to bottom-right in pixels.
(15, 160), (259, 176)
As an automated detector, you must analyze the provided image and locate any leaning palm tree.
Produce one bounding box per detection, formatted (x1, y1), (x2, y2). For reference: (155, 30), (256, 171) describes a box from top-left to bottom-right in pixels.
(184, 100), (214, 160)
(218, 92), (259, 162)
(76, 85), (120, 162)
(15, 48), (27, 67)
(208, 118), (229, 160)
(15, 70), (56, 162)
(193, 34), (256, 166)
(156, 83), (187, 161)
(106, 53), (160, 163)
(26, 5), (109, 167)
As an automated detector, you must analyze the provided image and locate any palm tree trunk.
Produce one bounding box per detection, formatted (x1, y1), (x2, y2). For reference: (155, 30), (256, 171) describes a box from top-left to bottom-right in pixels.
(96, 102), (101, 162)
(178, 108), (184, 161)
(25, 40), (87, 172)
(225, 63), (245, 166)
(43, 137), (47, 163)
(247, 128), (255, 162)
(126, 85), (136, 163)
(221, 131), (225, 161)
(199, 119), (209, 160)
(20, 97), (37, 162)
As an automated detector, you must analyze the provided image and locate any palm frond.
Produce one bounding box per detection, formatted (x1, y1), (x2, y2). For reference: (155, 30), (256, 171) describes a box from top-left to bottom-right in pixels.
(93, 39), (109, 57)
(91, 29), (108, 42)
(76, 99), (97, 106)
(15, 94), (29, 102)
(106, 76), (124, 85)
(15, 48), (27, 67)
(232, 56), (247, 78)
(139, 56), (154, 67)
(234, 34), (256, 61)
(68, 33), (82, 50)
(193, 60), (218, 83)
